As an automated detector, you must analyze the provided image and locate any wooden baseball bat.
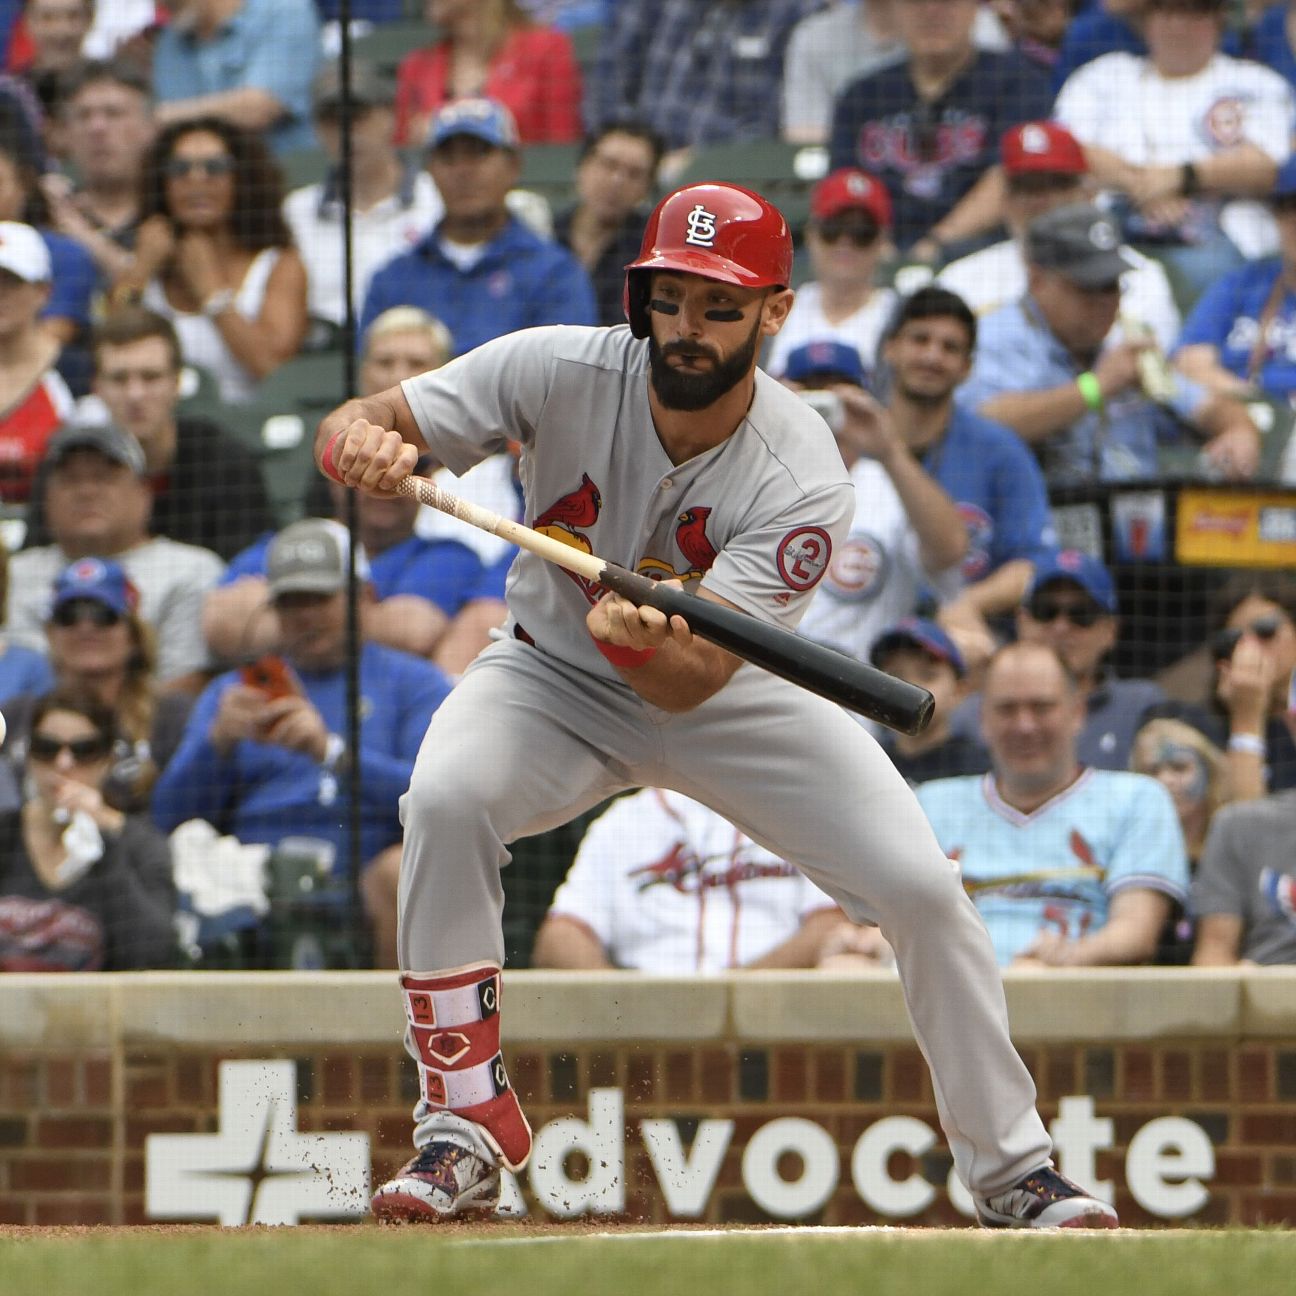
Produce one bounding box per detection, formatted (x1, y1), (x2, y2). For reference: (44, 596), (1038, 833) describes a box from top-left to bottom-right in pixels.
(323, 438), (933, 734)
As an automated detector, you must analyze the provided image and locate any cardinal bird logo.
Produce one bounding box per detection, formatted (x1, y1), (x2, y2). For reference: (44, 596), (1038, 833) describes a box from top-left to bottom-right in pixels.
(639, 505), (719, 582)
(534, 473), (604, 602)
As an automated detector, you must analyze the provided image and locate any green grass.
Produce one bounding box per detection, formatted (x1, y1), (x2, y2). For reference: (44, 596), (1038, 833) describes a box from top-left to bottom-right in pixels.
(2, 1227), (1294, 1296)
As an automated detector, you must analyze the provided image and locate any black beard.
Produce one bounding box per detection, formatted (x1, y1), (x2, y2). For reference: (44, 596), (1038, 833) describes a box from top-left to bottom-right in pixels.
(894, 374), (956, 409)
(648, 317), (762, 411)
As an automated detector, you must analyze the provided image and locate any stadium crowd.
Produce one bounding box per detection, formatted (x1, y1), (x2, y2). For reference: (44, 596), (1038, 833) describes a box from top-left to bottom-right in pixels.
(0, 0), (1293, 978)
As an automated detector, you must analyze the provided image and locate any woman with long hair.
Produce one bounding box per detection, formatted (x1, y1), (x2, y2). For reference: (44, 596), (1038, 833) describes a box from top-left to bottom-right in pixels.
(1, 557), (192, 813)
(1130, 717), (1231, 963)
(0, 687), (175, 971)
(113, 116), (307, 403)
(395, 0), (583, 147)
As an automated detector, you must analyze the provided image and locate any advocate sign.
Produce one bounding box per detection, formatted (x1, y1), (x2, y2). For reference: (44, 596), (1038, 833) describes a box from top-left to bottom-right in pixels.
(146, 1063), (1214, 1224)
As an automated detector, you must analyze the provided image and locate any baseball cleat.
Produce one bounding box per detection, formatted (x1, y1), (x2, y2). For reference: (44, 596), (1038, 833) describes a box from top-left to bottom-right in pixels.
(975, 1166), (1119, 1229)
(371, 1139), (501, 1223)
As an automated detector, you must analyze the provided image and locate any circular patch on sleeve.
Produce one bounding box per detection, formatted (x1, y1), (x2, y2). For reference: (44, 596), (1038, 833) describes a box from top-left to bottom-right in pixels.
(777, 526), (833, 591)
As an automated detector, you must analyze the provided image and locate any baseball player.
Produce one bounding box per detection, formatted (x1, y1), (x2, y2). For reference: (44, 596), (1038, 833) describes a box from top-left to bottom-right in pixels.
(318, 182), (1118, 1229)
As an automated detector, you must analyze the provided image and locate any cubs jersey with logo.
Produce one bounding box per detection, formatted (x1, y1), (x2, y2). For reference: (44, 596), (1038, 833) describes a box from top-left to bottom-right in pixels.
(916, 768), (1189, 966)
(828, 50), (1053, 249)
(798, 454), (961, 665)
(1054, 52), (1292, 252)
(401, 324), (855, 680)
(547, 788), (839, 973)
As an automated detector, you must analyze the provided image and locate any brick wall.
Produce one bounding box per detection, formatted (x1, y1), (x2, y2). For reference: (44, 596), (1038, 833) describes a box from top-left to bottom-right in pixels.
(4, 1038), (1296, 1226)
(2, 972), (1295, 1227)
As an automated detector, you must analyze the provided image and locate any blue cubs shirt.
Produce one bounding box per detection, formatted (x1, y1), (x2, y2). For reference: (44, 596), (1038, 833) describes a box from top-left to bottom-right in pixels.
(1176, 258), (1296, 397)
(829, 50), (1053, 249)
(922, 406), (1056, 582)
(916, 769), (1189, 966)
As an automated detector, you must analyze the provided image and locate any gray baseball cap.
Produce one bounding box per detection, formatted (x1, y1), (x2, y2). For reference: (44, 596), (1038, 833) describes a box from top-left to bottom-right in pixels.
(45, 421), (146, 475)
(266, 519), (370, 600)
(1025, 203), (1136, 289)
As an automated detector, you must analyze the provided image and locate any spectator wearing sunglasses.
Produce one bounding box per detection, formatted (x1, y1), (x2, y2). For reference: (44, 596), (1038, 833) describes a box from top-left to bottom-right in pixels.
(112, 117), (308, 405)
(1206, 573), (1296, 803)
(962, 203), (1261, 485)
(951, 550), (1167, 770)
(6, 421), (224, 691)
(765, 169), (897, 383)
(0, 687), (176, 971)
(0, 557), (193, 815)
(938, 122), (1180, 352)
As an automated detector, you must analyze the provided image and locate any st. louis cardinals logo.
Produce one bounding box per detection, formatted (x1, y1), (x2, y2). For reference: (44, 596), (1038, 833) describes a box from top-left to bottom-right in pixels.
(638, 506), (719, 583)
(684, 204), (718, 247)
(533, 473), (604, 603)
(629, 840), (801, 894)
(777, 526), (832, 592)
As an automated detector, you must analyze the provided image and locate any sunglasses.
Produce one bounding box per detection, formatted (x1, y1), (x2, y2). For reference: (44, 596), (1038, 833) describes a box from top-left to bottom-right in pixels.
(165, 156), (234, 180)
(28, 732), (112, 764)
(51, 599), (122, 629)
(1026, 597), (1105, 628)
(1211, 614), (1285, 661)
(816, 218), (880, 248)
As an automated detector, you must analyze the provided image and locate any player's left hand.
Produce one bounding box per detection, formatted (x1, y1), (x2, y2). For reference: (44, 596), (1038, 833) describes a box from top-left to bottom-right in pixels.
(586, 579), (693, 654)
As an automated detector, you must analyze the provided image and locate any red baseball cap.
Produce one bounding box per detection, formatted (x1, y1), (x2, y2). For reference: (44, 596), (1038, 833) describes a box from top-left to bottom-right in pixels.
(810, 167), (892, 229)
(1001, 122), (1087, 176)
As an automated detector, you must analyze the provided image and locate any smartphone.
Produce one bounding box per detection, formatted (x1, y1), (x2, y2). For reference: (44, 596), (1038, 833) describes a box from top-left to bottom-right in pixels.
(799, 389), (845, 434)
(240, 655), (301, 701)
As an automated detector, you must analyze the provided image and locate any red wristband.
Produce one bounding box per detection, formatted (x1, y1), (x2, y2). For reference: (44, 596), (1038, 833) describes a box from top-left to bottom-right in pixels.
(592, 636), (658, 669)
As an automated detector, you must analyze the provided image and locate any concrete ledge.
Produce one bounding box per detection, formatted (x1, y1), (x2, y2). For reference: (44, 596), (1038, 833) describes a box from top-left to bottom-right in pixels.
(1240, 966), (1296, 1037)
(0, 969), (1292, 1050)
(731, 971), (914, 1041)
(509, 973), (729, 1041)
(0, 975), (120, 1048)
(1000, 969), (1245, 1042)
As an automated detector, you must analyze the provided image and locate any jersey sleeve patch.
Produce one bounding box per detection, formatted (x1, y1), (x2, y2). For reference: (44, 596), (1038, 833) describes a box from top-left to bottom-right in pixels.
(776, 526), (833, 592)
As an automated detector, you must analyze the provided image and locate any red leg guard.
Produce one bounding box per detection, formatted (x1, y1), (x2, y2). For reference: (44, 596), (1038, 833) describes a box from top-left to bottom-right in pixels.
(401, 962), (533, 1171)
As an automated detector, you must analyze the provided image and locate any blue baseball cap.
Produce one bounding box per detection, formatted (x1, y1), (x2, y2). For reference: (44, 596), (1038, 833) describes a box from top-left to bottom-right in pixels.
(50, 557), (139, 619)
(426, 97), (520, 152)
(783, 339), (867, 387)
(870, 617), (966, 678)
(1027, 549), (1117, 614)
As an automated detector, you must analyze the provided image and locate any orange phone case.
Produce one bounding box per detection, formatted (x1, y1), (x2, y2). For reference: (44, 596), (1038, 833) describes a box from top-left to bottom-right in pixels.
(240, 656), (300, 701)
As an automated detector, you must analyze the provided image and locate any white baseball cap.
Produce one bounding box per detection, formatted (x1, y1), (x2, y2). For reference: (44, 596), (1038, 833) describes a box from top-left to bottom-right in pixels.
(0, 221), (51, 284)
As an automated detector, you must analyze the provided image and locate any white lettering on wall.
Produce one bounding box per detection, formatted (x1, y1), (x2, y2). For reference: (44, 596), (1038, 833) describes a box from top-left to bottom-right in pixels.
(529, 1087), (625, 1217)
(641, 1119), (733, 1218)
(1126, 1117), (1215, 1218)
(741, 1117), (839, 1218)
(850, 1116), (936, 1217)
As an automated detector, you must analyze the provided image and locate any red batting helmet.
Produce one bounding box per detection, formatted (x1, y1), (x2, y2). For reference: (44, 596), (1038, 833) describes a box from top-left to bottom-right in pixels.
(623, 182), (793, 338)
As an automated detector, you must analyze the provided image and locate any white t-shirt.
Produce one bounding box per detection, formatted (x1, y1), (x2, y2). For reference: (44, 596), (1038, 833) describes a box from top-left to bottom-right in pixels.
(546, 788), (839, 973)
(765, 282), (897, 379)
(1054, 51), (1294, 255)
(283, 171), (443, 326)
(938, 238), (1182, 352)
(797, 455), (963, 669)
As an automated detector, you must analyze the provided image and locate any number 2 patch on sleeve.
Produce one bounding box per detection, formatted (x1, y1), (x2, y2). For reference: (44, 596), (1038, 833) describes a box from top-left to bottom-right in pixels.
(776, 526), (833, 591)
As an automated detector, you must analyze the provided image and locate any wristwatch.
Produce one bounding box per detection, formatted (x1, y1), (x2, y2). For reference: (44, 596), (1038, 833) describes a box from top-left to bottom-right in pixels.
(201, 287), (235, 318)
(1179, 162), (1201, 197)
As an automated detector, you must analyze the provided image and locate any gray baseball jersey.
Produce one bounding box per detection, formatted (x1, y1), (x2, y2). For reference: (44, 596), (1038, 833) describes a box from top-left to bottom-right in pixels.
(395, 323), (1053, 1197)
(402, 324), (854, 678)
